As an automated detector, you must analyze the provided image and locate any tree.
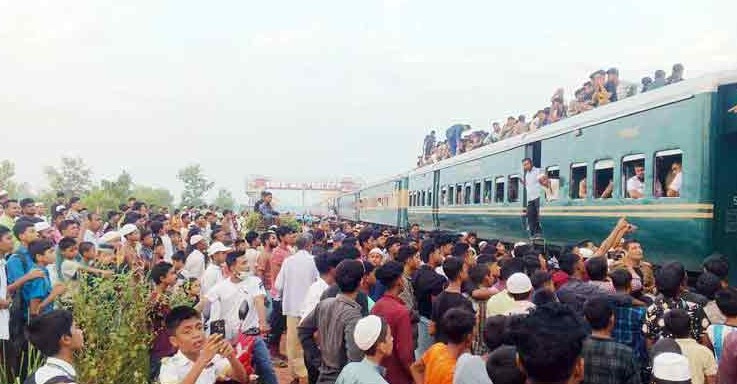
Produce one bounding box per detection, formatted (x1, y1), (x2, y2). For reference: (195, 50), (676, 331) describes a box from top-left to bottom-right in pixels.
(44, 156), (93, 197)
(0, 160), (18, 196)
(212, 188), (236, 211)
(82, 171), (134, 213)
(177, 164), (214, 207)
(132, 185), (174, 209)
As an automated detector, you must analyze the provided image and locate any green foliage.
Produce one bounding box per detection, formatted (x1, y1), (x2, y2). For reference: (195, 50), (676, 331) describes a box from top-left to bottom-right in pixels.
(280, 215), (300, 232)
(71, 273), (152, 384)
(82, 171), (134, 213)
(132, 185), (174, 210)
(212, 188), (236, 211)
(244, 213), (300, 232)
(44, 156), (93, 197)
(245, 212), (264, 231)
(177, 164), (214, 207)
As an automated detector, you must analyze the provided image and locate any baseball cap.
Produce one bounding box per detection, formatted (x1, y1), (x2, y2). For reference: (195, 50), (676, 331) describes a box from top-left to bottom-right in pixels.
(207, 241), (232, 255)
(189, 234), (205, 246)
(33, 222), (51, 232)
(119, 224), (138, 237)
(353, 315), (383, 351)
(652, 352), (690, 382)
(507, 272), (533, 294)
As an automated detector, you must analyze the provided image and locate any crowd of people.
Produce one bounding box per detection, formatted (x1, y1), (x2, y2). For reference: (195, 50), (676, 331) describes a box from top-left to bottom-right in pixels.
(2, 187), (736, 384)
(418, 64), (686, 167)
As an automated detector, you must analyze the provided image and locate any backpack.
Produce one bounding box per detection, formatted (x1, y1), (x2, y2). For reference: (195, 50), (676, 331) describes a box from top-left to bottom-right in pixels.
(9, 254), (30, 349)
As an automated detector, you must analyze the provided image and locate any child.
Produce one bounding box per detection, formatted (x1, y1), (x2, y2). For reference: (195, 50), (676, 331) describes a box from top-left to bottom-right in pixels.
(27, 239), (66, 317)
(411, 308), (476, 384)
(153, 236), (167, 264)
(183, 278), (204, 311)
(59, 237), (112, 281)
(171, 251), (187, 288)
(150, 262), (178, 380)
(668, 308), (717, 384)
(468, 264), (492, 355)
(168, 230), (185, 252)
(335, 315), (393, 384)
(159, 306), (248, 384)
(78, 241), (97, 267)
(25, 310), (84, 384)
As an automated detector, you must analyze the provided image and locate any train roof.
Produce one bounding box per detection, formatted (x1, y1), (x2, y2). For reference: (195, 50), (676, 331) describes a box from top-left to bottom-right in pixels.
(409, 69), (737, 177)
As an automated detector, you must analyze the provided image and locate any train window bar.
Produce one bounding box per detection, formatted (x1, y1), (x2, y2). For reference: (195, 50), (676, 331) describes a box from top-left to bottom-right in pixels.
(495, 177), (505, 203)
(483, 179), (493, 204)
(456, 184), (463, 206)
(441, 187), (447, 206)
(448, 186), (455, 206)
(654, 149), (683, 198)
(594, 159), (615, 199)
(473, 181), (482, 205)
(464, 183), (472, 205)
(570, 163), (588, 200)
(508, 175), (521, 203)
(427, 189), (433, 207)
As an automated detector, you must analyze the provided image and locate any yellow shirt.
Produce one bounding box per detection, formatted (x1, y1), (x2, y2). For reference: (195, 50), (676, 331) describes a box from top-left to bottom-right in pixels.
(485, 290), (515, 317)
(675, 338), (717, 384)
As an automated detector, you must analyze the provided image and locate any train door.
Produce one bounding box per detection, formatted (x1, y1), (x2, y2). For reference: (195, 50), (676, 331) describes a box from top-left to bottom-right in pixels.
(714, 84), (737, 268)
(432, 170), (440, 229)
(396, 178), (409, 230)
(523, 141), (542, 205)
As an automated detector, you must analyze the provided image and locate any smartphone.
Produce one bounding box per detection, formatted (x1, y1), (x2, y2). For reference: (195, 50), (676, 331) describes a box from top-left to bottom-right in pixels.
(210, 319), (226, 337)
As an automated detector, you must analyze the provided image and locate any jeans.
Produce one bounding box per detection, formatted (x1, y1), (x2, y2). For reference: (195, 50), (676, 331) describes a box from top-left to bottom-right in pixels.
(527, 198), (541, 236)
(268, 299), (286, 349)
(448, 138), (458, 156)
(415, 316), (433, 360)
(252, 336), (279, 384)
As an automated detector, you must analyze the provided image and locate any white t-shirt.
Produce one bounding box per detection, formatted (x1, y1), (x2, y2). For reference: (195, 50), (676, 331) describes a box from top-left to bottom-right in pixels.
(274, 250), (318, 317)
(0, 259), (8, 340)
(206, 276), (266, 340)
(61, 259), (82, 281)
(300, 277), (329, 320)
(201, 264), (224, 297)
(161, 235), (174, 262)
(669, 171), (683, 193)
(83, 229), (98, 245)
(244, 249), (259, 275)
(27, 357), (78, 384)
(523, 167), (542, 201)
(159, 350), (230, 384)
(626, 176), (645, 197)
(184, 250), (206, 280)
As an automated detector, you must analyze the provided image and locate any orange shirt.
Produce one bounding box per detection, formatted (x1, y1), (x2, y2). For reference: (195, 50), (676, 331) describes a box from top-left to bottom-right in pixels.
(422, 343), (457, 384)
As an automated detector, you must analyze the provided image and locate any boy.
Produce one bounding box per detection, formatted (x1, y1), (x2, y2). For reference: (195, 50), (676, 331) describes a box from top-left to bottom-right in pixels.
(150, 262), (178, 380)
(27, 239), (66, 317)
(335, 315), (393, 384)
(171, 251), (188, 288)
(159, 306), (248, 384)
(59, 237), (112, 282)
(668, 309), (717, 384)
(201, 242), (230, 296)
(25, 310), (84, 384)
(411, 308), (476, 384)
(431, 257), (473, 343)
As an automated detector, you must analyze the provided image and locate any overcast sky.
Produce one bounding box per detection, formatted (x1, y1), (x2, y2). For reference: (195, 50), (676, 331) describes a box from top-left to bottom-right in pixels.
(1, 0), (736, 204)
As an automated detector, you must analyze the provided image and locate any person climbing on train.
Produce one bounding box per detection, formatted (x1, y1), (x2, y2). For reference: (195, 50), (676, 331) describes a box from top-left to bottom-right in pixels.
(521, 158), (543, 238)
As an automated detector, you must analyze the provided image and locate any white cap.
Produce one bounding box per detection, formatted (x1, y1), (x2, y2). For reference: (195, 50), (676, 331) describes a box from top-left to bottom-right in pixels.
(189, 234), (205, 246)
(33, 221), (51, 232)
(368, 247), (383, 255)
(56, 205), (67, 213)
(507, 272), (533, 294)
(579, 247), (594, 259)
(207, 241), (232, 255)
(119, 224), (138, 237)
(0, 190), (7, 197)
(353, 315), (383, 351)
(478, 241), (488, 250)
(652, 352), (691, 381)
(99, 231), (121, 244)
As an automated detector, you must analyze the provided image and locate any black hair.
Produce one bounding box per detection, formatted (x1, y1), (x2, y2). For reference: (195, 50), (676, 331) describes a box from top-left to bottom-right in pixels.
(522, 254), (542, 275)
(452, 243), (470, 258)
(655, 261), (686, 299)
(226, 250), (245, 267)
(131, 201), (146, 211)
(342, 237), (358, 249)
(585, 257), (608, 281)
(609, 268), (632, 290)
(12, 220), (35, 239)
(442, 257), (465, 281)
(123, 212), (142, 225)
(151, 262), (174, 284)
(275, 226), (293, 241)
(385, 236), (402, 250)
(78, 241), (95, 255)
(435, 234), (456, 248)
(259, 231), (275, 245)
(58, 237), (77, 252)
(335, 259), (365, 293)
(420, 240), (437, 263)
(396, 245), (417, 265)
(664, 309), (691, 338)
(500, 257), (524, 281)
(513, 244), (532, 258)
(513, 303), (587, 383)
(337, 244), (361, 261)
(486, 346), (526, 384)
(25, 310), (74, 357)
(484, 315), (509, 351)
(69, 197), (81, 204)
(522, 157), (532, 164)
(0, 225), (10, 238)
(558, 253), (581, 276)
(58, 220), (78, 232)
(583, 296), (613, 331)
(172, 251), (186, 263)
(531, 289), (557, 306)
(314, 254), (333, 275)
(469, 264), (491, 286)
(530, 270), (552, 290)
(362, 261), (375, 277)
(440, 308), (476, 344)
(703, 254), (729, 280)
(19, 198), (35, 208)
(314, 229), (327, 243)
(28, 239), (54, 262)
(2, 199), (18, 209)
(695, 272), (722, 300)
(375, 261), (403, 288)
(357, 229), (373, 247)
(150, 220), (164, 235)
(716, 287), (737, 317)
(166, 305), (201, 333)
(476, 254), (497, 265)
(140, 229), (153, 240)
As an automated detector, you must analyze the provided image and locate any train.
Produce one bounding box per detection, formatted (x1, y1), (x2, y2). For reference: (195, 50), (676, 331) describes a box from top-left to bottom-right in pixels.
(335, 70), (737, 270)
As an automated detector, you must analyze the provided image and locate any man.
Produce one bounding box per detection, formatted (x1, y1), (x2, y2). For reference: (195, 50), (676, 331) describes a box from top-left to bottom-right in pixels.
(256, 231), (278, 291)
(206, 251), (277, 384)
(19, 198), (39, 223)
(0, 199), (21, 249)
(335, 315), (393, 384)
(413, 241), (447, 359)
(556, 253), (622, 314)
(275, 234), (319, 384)
(611, 239), (655, 297)
(244, 230), (261, 274)
(411, 308), (476, 384)
(522, 158), (543, 237)
(268, 226), (295, 361)
(432, 257), (473, 343)
(626, 164), (646, 199)
(667, 309), (717, 384)
(667, 162), (683, 197)
(183, 235), (207, 279)
(258, 192), (280, 225)
(371, 261), (414, 384)
(299, 260), (365, 384)
(489, 122), (502, 143)
(651, 70), (668, 90)
(485, 257), (525, 316)
(396, 245), (421, 311)
(582, 296), (641, 384)
(83, 213), (103, 244)
(423, 130), (436, 160)
(357, 229), (375, 259)
(500, 273), (535, 316)
(644, 261), (709, 344)
(605, 67), (621, 102)
(65, 197), (83, 224)
(667, 63), (685, 84)
(609, 268), (648, 369)
(24, 310), (85, 384)
(408, 224), (421, 243)
(445, 124), (469, 156)
(201, 242), (230, 296)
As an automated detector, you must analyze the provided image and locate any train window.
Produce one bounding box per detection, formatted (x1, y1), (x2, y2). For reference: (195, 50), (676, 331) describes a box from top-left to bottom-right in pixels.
(448, 186), (454, 206)
(418, 191), (424, 206)
(543, 166), (560, 201)
(427, 190), (433, 206)
(495, 177), (505, 203)
(483, 179), (492, 203)
(464, 184), (472, 205)
(622, 154), (646, 199)
(508, 175), (520, 203)
(655, 149), (683, 198)
(570, 163), (588, 199)
(594, 159), (614, 199)
(473, 181), (481, 204)
(456, 185), (463, 205)
(409, 192), (414, 207)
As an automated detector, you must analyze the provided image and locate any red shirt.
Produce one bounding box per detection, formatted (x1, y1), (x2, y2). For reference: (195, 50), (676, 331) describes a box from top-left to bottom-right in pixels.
(270, 245), (290, 297)
(371, 293), (414, 384)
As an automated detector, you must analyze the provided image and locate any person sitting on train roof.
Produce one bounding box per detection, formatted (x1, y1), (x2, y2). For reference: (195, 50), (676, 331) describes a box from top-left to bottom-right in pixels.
(667, 63), (685, 84)
(626, 164), (646, 199)
(650, 69), (668, 90)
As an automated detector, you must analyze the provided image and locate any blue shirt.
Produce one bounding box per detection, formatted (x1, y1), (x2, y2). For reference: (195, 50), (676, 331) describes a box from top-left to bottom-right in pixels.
(335, 358), (388, 384)
(23, 266), (53, 318)
(446, 124), (465, 141)
(6, 246), (35, 285)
